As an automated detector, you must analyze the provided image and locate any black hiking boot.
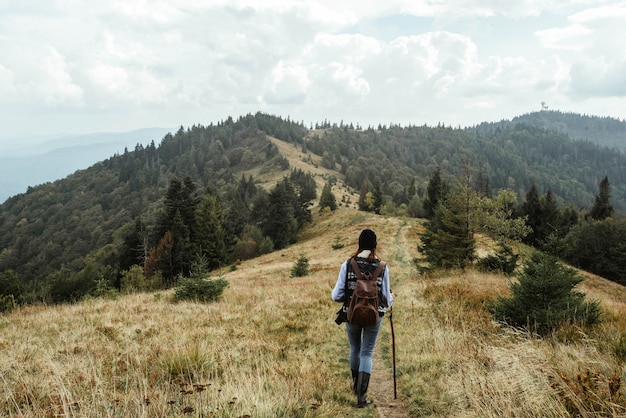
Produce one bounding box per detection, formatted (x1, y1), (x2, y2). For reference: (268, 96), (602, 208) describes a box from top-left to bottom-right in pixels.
(356, 371), (371, 407)
(351, 369), (359, 394)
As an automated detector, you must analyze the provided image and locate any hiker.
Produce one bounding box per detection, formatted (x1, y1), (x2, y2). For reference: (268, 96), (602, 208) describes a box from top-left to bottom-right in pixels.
(331, 228), (394, 407)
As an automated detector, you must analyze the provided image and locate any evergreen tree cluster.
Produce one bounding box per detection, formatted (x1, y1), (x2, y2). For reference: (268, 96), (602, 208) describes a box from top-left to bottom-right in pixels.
(416, 165), (626, 286)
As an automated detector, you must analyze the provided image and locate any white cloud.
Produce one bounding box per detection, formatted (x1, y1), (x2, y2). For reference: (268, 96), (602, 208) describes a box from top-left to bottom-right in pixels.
(535, 24), (592, 51)
(0, 0), (625, 139)
(41, 47), (84, 106)
(265, 62), (311, 104)
(570, 55), (626, 98)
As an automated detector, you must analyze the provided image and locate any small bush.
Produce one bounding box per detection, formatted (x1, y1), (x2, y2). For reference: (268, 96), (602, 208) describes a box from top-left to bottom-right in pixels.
(121, 265), (163, 293)
(477, 242), (518, 275)
(0, 294), (16, 314)
(488, 251), (601, 335)
(290, 253), (310, 277)
(92, 279), (119, 300)
(331, 235), (345, 250)
(173, 277), (229, 303)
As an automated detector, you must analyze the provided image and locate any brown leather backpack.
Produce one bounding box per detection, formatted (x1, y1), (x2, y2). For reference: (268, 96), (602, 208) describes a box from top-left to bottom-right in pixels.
(347, 258), (386, 326)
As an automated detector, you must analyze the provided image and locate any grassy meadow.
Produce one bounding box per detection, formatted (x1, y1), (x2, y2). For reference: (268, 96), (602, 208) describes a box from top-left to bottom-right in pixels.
(2, 207), (626, 417)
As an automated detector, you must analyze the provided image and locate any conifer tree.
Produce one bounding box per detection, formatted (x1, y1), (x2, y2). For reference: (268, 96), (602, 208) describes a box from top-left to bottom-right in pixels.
(590, 176), (613, 220)
(423, 167), (449, 219)
(419, 174), (475, 269)
(118, 217), (150, 288)
(195, 193), (227, 269)
(264, 179), (298, 250)
(372, 182), (384, 214)
(520, 184), (542, 246)
(489, 251), (601, 335)
(169, 209), (192, 280)
(319, 181), (337, 212)
(538, 189), (559, 240)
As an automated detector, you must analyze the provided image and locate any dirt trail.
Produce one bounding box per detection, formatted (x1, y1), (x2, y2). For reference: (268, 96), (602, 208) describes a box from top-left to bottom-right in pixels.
(369, 343), (411, 417)
(368, 220), (414, 418)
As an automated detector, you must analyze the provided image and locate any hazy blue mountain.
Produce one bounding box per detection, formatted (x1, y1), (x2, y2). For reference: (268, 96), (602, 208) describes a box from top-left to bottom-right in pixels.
(0, 128), (173, 203)
(471, 110), (626, 152)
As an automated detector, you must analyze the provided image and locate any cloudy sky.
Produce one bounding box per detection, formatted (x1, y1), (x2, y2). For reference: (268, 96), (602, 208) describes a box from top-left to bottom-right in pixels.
(1, 0), (625, 144)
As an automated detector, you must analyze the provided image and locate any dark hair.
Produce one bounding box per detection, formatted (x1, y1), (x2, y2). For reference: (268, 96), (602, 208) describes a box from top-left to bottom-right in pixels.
(352, 229), (379, 261)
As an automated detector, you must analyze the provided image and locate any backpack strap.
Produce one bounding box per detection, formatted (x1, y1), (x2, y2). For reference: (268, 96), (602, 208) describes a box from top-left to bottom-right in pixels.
(350, 257), (363, 279)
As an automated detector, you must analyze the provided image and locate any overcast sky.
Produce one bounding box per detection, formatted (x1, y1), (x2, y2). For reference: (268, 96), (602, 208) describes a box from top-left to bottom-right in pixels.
(1, 0), (625, 144)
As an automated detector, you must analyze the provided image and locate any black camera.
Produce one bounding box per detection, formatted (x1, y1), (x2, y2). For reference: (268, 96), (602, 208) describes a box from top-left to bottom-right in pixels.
(335, 308), (347, 325)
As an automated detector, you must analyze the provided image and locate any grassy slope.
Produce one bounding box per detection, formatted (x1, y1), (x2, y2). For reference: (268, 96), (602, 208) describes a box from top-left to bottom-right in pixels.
(2, 137), (626, 417)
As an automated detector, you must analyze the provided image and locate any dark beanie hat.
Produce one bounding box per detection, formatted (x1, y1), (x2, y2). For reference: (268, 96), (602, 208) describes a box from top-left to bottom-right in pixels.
(359, 229), (377, 250)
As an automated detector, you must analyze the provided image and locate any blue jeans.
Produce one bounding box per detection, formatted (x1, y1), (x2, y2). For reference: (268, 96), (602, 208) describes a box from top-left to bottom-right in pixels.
(345, 316), (383, 373)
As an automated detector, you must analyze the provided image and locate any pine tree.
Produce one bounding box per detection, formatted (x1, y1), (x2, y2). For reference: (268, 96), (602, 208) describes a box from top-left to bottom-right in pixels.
(264, 179), (298, 250)
(489, 251), (601, 335)
(319, 181), (337, 212)
(520, 184), (542, 246)
(537, 189), (559, 240)
(423, 167), (449, 219)
(195, 193), (227, 269)
(418, 178), (475, 270)
(119, 217), (149, 274)
(372, 182), (384, 214)
(156, 176), (200, 245)
(169, 209), (192, 281)
(590, 176), (613, 220)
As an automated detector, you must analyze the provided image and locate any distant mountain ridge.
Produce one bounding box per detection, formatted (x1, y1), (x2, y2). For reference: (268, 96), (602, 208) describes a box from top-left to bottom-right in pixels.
(0, 128), (173, 203)
(471, 110), (626, 152)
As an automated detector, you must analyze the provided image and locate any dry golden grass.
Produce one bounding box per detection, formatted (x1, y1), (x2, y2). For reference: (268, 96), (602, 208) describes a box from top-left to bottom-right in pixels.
(3, 208), (626, 417)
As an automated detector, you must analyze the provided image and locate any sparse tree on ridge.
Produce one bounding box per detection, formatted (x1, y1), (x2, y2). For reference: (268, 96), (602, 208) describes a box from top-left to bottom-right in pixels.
(319, 181), (337, 212)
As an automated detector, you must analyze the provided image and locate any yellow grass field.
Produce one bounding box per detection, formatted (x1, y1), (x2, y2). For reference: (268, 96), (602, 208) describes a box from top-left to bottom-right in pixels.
(2, 206), (626, 417)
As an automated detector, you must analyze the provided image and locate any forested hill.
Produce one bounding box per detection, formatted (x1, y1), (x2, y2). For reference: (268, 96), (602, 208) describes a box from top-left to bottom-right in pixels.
(471, 110), (626, 152)
(1, 112), (626, 302)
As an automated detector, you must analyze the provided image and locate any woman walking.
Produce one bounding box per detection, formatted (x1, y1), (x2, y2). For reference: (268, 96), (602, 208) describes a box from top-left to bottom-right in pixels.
(332, 228), (394, 407)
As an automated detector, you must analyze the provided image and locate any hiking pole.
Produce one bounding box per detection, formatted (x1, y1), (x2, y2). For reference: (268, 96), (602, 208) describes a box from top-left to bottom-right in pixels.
(389, 306), (397, 399)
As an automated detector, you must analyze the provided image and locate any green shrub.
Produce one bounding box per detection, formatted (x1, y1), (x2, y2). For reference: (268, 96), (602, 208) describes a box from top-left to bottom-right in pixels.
(0, 294), (16, 314)
(120, 265), (148, 293)
(92, 279), (119, 300)
(331, 235), (345, 250)
(290, 253), (310, 277)
(488, 251), (601, 335)
(173, 277), (229, 303)
(477, 242), (518, 275)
